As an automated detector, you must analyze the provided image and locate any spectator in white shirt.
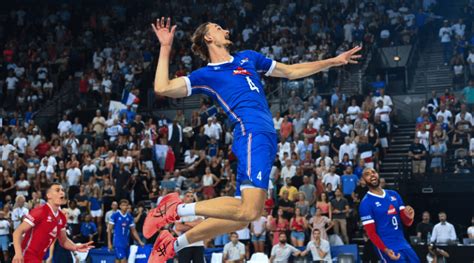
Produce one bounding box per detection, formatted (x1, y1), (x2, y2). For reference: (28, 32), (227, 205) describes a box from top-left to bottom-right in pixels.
(1, 139), (16, 161)
(57, 114), (72, 136)
(436, 104), (452, 124)
(309, 111), (324, 131)
(11, 195), (29, 229)
(468, 216), (474, 239)
(339, 136), (357, 161)
(66, 162), (82, 187)
(301, 228), (332, 262)
(270, 232), (301, 263)
(374, 100), (392, 133)
(281, 159), (297, 184)
(430, 212), (457, 244)
(106, 119), (123, 142)
(273, 112), (283, 133)
(223, 232), (246, 262)
(203, 118), (219, 140)
(13, 133), (27, 156)
(346, 99), (361, 121)
(439, 20), (453, 65)
(0, 211), (10, 261)
(38, 159), (56, 180)
(316, 151), (333, 168)
(322, 166), (341, 192)
(454, 104), (473, 125)
(451, 18), (465, 38)
(372, 88), (393, 108)
(315, 129), (330, 154)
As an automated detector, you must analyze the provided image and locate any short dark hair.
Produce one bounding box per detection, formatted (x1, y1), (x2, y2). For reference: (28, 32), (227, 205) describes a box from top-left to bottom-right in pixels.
(230, 232), (238, 237)
(46, 182), (62, 194)
(119, 199), (129, 205)
(313, 228), (321, 233)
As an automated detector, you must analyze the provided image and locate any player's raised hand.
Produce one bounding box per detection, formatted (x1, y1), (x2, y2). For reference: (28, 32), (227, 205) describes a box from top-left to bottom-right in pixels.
(384, 248), (401, 260)
(404, 205), (415, 220)
(151, 17), (177, 47)
(75, 241), (95, 252)
(332, 46), (362, 66)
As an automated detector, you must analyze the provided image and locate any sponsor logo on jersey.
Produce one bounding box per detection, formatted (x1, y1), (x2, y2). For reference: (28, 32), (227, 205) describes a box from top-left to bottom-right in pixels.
(59, 219), (62, 225)
(387, 204), (397, 215)
(136, 254), (147, 259)
(375, 202), (381, 207)
(213, 66), (220, 70)
(361, 216), (372, 221)
(233, 66), (251, 76)
(47, 216), (52, 222)
(390, 196), (397, 201)
(240, 58), (249, 65)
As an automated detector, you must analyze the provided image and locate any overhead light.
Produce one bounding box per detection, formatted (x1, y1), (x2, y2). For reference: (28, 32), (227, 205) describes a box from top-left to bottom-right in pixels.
(393, 56), (401, 61)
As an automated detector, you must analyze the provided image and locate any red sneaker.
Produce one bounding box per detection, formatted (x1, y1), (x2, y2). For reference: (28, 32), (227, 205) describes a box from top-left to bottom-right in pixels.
(149, 230), (176, 263)
(143, 192), (182, 239)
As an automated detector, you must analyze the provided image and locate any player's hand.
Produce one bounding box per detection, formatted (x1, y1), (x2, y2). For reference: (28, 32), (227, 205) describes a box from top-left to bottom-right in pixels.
(151, 17), (177, 47)
(384, 248), (401, 260)
(404, 205), (415, 220)
(332, 46), (362, 66)
(108, 244), (113, 251)
(75, 241), (95, 252)
(12, 254), (24, 263)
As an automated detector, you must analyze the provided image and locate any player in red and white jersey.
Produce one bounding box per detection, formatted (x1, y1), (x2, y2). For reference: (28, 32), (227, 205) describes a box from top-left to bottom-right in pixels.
(12, 183), (94, 263)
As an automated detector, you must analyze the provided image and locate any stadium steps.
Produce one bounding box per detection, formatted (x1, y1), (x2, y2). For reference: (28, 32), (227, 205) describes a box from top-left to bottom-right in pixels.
(410, 41), (453, 94)
(378, 123), (415, 187)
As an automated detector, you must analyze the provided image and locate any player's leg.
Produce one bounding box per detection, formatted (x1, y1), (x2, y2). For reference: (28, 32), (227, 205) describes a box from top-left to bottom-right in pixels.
(183, 188), (266, 244)
(401, 247), (421, 263)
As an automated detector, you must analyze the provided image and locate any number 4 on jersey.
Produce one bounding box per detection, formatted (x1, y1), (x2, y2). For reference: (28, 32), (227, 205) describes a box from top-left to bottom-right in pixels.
(246, 76), (260, 93)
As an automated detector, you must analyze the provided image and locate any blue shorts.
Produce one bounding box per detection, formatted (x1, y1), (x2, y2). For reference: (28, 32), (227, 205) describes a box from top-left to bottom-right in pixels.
(376, 247), (420, 263)
(251, 234), (266, 242)
(291, 231), (305, 241)
(115, 246), (129, 260)
(0, 235), (8, 251)
(232, 132), (277, 197)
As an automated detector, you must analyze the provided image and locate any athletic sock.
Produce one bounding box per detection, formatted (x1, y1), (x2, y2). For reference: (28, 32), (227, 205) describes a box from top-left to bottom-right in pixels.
(174, 234), (190, 252)
(177, 203), (196, 217)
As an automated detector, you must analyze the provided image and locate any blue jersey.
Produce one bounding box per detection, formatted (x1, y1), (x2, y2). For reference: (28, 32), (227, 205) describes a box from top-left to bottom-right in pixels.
(110, 211), (135, 247)
(359, 189), (411, 250)
(184, 50), (277, 138)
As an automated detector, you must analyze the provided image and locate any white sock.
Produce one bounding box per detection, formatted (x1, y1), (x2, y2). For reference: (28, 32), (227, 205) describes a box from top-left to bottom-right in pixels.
(174, 234), (190, 252)
(177, 203), (196, 217)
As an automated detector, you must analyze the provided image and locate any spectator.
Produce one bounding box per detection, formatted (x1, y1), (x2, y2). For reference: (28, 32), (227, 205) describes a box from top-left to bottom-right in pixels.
(89, 187), (104, 242)
(468, 216), (474, 239)
(341, 167), (358, 199)
(299, 176), (317, 206)
(439, 20), (453, 65)
(430, 138), (447, 175)
(330, 189), (350, 244)
(316, 192), (333, 219)
(281, 159), (296, 184)
(250, 210), (267, 253)
(417, 211), (434, 243)
(0, 211), (10, 262)
(270, 232), (301, 263)
(11, 195), (28, 230)
(409, 138), (427, 178)
(267, 208), (290, 245)
(322, 166), (340, 192)
(78, 214), (98, 243)
(223, 232), (246, 263)
(430, 212), (457, 244)
(290, 207), (308, 247)
(301, 228), (332, 262)
(57, 115), (72, 136)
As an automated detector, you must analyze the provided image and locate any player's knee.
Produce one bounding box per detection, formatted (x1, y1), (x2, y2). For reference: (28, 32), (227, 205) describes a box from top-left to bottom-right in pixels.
(236, 206), (261, 221)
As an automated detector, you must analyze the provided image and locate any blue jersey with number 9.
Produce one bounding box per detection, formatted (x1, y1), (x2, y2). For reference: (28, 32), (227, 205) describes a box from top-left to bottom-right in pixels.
(359, 190), (411, 250)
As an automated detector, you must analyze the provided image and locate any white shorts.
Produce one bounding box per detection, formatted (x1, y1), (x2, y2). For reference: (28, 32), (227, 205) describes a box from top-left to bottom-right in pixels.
(380, 138), (388, 148)
(90, 209), (103, 218)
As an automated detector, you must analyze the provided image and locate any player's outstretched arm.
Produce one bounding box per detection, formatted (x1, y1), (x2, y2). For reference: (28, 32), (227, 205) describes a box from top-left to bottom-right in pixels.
(12, 221), (33, 263)
(270, 46), (362, 80)
(58, 229), (94, 252)
(151, 17), (188, 98)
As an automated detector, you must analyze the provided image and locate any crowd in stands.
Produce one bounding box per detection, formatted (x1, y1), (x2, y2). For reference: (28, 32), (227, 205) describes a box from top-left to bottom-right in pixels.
(438, 2), (474, 89)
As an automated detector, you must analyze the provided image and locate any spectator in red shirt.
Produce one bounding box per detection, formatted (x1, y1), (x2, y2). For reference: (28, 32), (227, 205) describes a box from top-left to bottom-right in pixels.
(280, 116), (293, 140)
(303, 122), (317, 144)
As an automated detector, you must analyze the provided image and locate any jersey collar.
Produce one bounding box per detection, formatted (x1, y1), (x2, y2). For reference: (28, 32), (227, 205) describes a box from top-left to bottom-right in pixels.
(207, 56), (234, 66)
(367, 189), (386, 198)
(46, 203), (60, 217)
